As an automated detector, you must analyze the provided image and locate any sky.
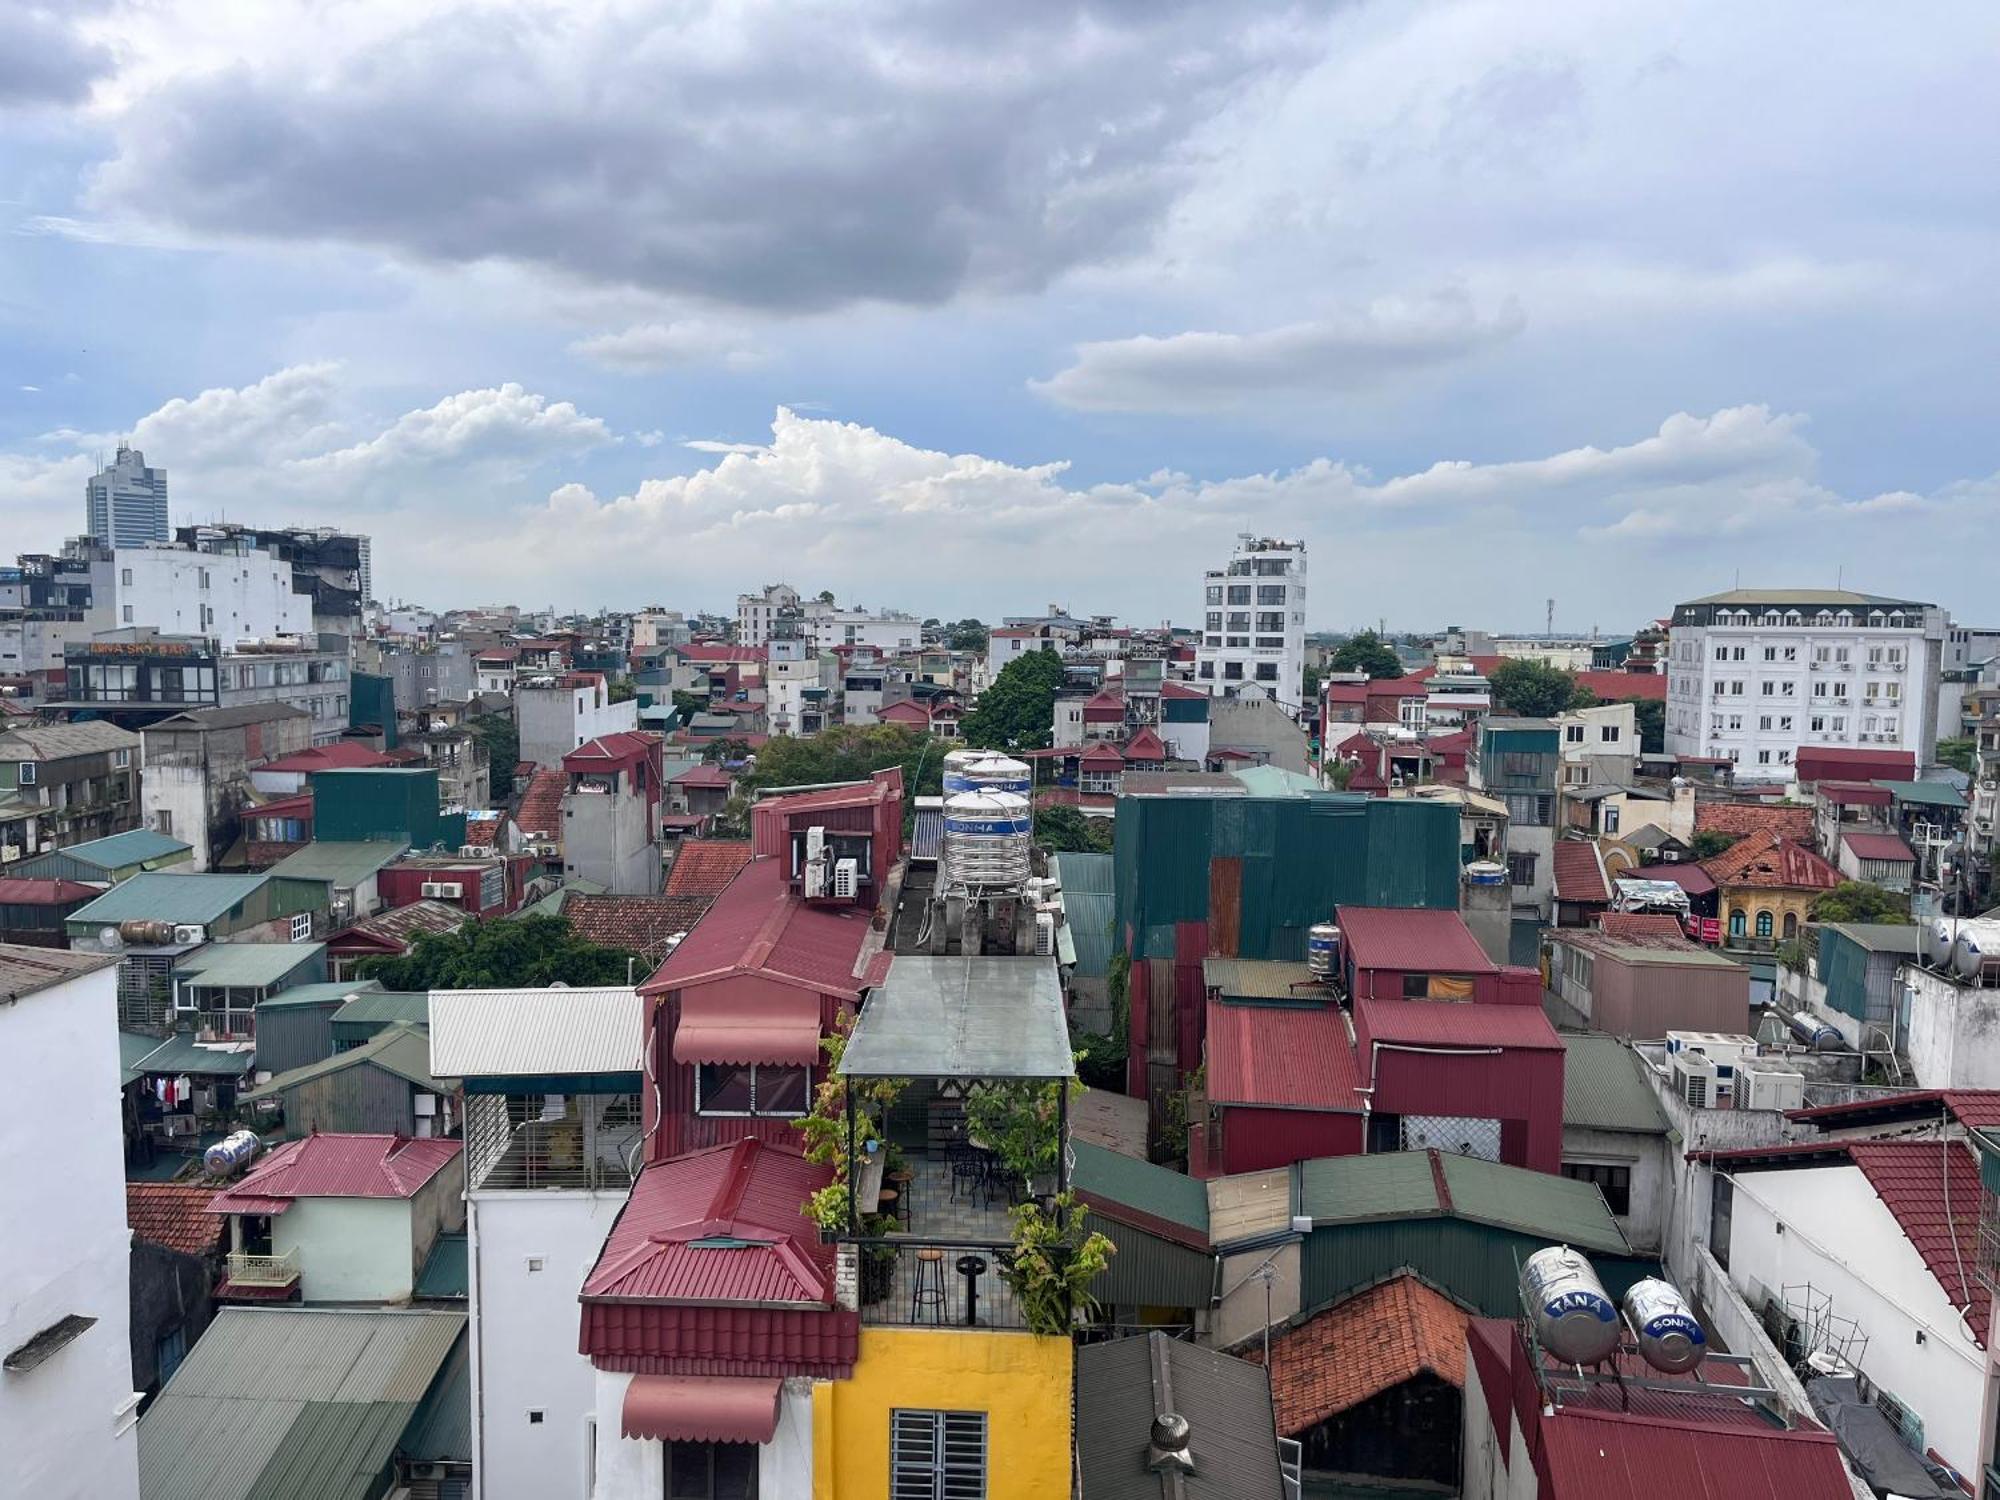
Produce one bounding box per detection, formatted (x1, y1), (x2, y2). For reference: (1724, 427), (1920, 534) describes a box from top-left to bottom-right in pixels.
(2, 1), (1997, 633)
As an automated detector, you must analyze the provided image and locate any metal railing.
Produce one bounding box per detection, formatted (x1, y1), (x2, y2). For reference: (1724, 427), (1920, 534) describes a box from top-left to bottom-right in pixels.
(225, 1249), (299, 1286)
(465, 1091), (640, 1191)
(856, 1239), (1031, 1331)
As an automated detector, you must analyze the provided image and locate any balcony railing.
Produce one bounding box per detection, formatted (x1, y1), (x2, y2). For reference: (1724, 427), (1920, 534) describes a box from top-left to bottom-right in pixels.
(856, 1239), (1030, 1331)
(466, 1091), (640, 1191)
(225, 1248), (299, 1286)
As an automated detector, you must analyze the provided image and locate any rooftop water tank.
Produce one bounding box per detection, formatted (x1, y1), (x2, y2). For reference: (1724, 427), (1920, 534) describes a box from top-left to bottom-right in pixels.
(1307, 924), (1341, 979)
(1622, 1279), (1706, 1374)
(1949, 918), (2000, 982)
(943, 790), (1032, 893)
(1520, 1246), (1621, 1366)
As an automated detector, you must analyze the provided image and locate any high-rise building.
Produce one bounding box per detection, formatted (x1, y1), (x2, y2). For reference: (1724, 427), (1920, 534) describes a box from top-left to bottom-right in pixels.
(736, 582), (801, 647)
(1194, 535), (1308, 707)
(1663, 588), (1946, 777)
(84, 445), (169, 546)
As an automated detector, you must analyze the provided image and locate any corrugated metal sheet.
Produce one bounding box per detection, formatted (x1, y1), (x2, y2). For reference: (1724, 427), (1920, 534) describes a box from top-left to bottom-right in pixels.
(69, 871), (270, 925)
(1297, 1152), (1441, 1223)
(1562, 1035), (1671, 1133)
(428, 985), (640, 1077)
(266, 840), (407, 887)
(1205, 1168), (1294, 1247)
(210, 1134), (460, 1208)
(1206, 999), (1363, 1110)
(177, 942), (326, 990)
(1299, 1217), (1653, 1319)
(26, 826), (190, 870)
(1356, 996), (1563, 1050)
(1200, 958), (1319, 999)
(1091, 1223), (1218, 1308)
(1337, 906), (1497, 976)
(1075, 1334), (1283, 1500)
(1438, 1152), (1630, 1253)
(1071, 1139), (1210, 1241)
(254, 998), (341, 1077)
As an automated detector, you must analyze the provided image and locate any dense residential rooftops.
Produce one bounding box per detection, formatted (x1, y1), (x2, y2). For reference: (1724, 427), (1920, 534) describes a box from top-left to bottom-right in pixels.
(1551, 840), (1612, 904)
(514, 767), (567, 840)
(254, 742), (394, 773)
(1069, 1139), (1211, 1248)
(207, 1133), (461, 1213)
(0, 719), (139, 757)
(0, 876), (103, 904)
(562, 893), (713, 962)
(1786, 1086), (2000, 1132)
(1693, 801), (1815, 842)
(1551, 927), (1741, 969)
(329, 897), (469, 950)
(1840, 830), (1915, 863)
(1876, 778), (1967, 809)
(266, 840), (408, 886)
(641, 858), (878, 1001)
(1356, 996), (1564, 1050)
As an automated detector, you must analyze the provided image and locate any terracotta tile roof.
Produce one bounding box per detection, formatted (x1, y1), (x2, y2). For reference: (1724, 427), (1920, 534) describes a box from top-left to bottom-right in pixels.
(565, 730), (662, 763)
(330, 898), (469, 950)
(463, 812), (503, 848)
(1694, 801), (1814, 843)
(1572, 670), (1667, 703)
(564, 894), (715, 962)
(1788, 1087), (2000, 1132)
(1597, 912), (1687, 939)
(1206, 998), (1364, 1111)
(208, 1133), (461, 1212)
(640, 858), (875, 1000)
(515, 767), (568, 843)
(671, 762), (733, 788)
(1552, 841), (1611, 904)
(1847, 1141), (1987, 1345)
(663, 840), (754, 898)
(1250, 1274), (1468, 1435)
(1699, 832), (1841, 891)
(128, 1182), (225, 1258)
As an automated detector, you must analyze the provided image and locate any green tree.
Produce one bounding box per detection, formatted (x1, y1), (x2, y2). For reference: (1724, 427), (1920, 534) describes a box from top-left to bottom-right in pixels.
(465, 713), (520, 798)
(946, 618), (990, 652)
(1488, 657), (1589, 718)
(1937, 737), (1976, 774)
(357, 914), (644, 989)
(1302, 661), (1324, 706)
(741, 723), (943, 804)
(702, 737), (752, 765)
(1622, 697), (1667, 755)
(959, 646), (1066, 751)
(816, 589), (836, 605)
(1328, 631), (1403, 679)
(1035, 803), (1112, 853)
(607, 677), (637, 703)
(1690, 829), (1739, 860)
(1811, 882), (1913, 925)
(671, 690), (709, 720)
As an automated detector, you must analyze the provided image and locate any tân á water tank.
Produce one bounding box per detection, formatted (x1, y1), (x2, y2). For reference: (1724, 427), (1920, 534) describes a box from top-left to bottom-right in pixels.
(1784, 1008), (1843, 1051)
(1949, 918), (2000, 982)
(1307, 924), (1342, 980)
(1622, 1279), (1707, 1373)
(1520, 1246), (1621, 1365)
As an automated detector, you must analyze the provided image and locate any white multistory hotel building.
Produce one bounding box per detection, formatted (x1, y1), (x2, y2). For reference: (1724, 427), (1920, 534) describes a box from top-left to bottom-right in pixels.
(1195, 535), (1308, 707)
(1664, 589), (1946, 777)
(735, 583), (801, 649)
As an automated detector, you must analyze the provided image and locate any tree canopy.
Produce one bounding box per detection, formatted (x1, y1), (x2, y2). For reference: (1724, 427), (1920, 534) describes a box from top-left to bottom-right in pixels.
(1328, 631), (1403, 679)
(1623, 697), (1666, 755)
(1937, 737), (1975, 774)
(960, 646), (1066, 751)
(1488, 657), (1591, 718)
(944, 618), (990, 652)
(739, 722), (943, 802)
(1690, 829), (1739, 860)
(1811, 882), (1913, 925)
(356, 914), (644, 989)
(465, 713), (520, 798)
(1034, 803), (1113, 854)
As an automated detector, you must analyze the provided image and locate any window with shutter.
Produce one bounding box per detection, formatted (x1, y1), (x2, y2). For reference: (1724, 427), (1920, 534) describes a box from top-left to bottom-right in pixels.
(890, 1409), (987, 1499)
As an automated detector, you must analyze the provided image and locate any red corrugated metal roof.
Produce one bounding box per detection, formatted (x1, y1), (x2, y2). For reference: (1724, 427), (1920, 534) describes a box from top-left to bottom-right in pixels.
(583, 1139), (833, 1304)
(1357, 997), (1564, 1051)
(1336, 906), (1499, 974)
(1206, 999), (1363, 1111)
(256, 743), (392, 773)
(565, 730), (661, 764)
(1637, 862), (1717, 896)
(1848, 1140), (1987, 1345)
(751, 778), (892, 814)
(1122, 727), (1167, 762)
(1537, 1408), (1852, 1498)
(207, 1133), (460, 1211)
(664, 841), (754, 897)
(128, 1182), (225, 1257)
(639, 858), (875, 999)
(1079, 742), (1125, 766)
(0, 877), (102, 904)
(671, 762), (733, 787)
(1552, 841), (1611, 904)
(1795, 745), (1915, 784)
(1571, 671), (1667, 703)
(1841, 831), (1914, 863)
(1815, 779), (1893, 806)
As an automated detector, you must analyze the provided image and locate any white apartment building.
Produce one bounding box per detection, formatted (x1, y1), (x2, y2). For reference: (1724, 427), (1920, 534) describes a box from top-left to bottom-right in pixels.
(764, 635), (835, 737)
(516, 672), (640, 769)
(1664, 589), (1945, 778)
(429, 987), (643, 1500)
(1195, 535), (1308, 707)
(0, 947), (141, 1500)
(803, 604), (922, 656)
(735, 583), (801, 649)
(109, 545), (316, 643)
(86, 445), (169, 547)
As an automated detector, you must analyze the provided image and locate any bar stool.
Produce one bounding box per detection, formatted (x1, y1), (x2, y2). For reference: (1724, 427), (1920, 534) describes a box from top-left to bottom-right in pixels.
(874, 1187), (899, 1228)
(910, 1248), (949, 1325)
(887, 1169), (915, 1228)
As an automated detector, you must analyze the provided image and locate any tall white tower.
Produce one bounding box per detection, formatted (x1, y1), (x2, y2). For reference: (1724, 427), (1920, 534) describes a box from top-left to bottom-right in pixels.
(1195, 534), (1308, 707)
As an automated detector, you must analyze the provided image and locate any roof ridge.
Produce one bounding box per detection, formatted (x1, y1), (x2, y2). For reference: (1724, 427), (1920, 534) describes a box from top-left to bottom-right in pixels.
(1428, 1149), (1453, 1212)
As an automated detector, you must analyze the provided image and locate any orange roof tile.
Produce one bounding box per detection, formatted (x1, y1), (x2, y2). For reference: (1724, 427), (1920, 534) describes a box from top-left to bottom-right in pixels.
(128, 1181), (227, 1258)
(664, 840), (754, 898)
(1699, 832), (1841, 891)
(1694, 801), (1814, 843)
(1251, 1274), (1470, 1435)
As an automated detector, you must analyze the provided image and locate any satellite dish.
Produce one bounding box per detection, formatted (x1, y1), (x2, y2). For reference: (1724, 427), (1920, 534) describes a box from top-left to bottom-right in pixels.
(99, 926), (124, 951)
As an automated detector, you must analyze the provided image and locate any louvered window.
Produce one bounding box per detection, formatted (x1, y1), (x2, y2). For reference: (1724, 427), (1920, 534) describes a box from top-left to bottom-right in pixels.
(890, 1409), (987, 1499)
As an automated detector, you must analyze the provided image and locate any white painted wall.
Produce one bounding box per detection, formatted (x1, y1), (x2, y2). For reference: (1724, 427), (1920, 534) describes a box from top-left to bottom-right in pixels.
(472, 1189), (631, 1500)
(518, 683), (640, 769)
(0, 959), (141, 1500)
(1459, 1344), (1538, 1500)
(277, 1196), (415, 1302)
(141, 763), (215, 871)
(1902, 964), (2000, 1089)
(1723, 1164), (1986, 1476)
(113, 547), (313, 642)
(589, 1370), (814, 1500)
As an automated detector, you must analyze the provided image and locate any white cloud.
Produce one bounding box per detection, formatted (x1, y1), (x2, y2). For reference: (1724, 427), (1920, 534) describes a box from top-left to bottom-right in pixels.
(569, 320), (764, 373)
(1032, 295), (1525, 413)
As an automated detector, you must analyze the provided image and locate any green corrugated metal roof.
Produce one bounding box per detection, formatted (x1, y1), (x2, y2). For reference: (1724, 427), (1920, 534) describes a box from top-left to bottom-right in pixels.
(1876, 779), (1966, 808)
(258, 979), (387, 1012)
(50, 827), (191, 869)
(1072, 1139), (1209, 1237)
(121, 1029), (162, 1086)
(400, 1328), (470, 1461)
(413, 1233), (469, 1301)
(1297, 1152), (1440, 1223)
(1062, 891), (1116, 979)
(1229, 765), (1324, 797)
(130, 1033), (256, 1077)
(243, 1023), (450, 1100)
(331, 989), (428, 1029)
(1091, 1223), (1217, 1309)
(1436, 1152), (1630, 1253)
(176, 943), (326, 991)
(266, 840), (408, 887)
(1200, 958), (1320, 999)
(137, 1306), (465, 1500)
(1822, 921), (1922, 954)
(69, 871), (270, 925)
(1561, 1034), (1671, 1134)
(1052, 851), (1113, 894)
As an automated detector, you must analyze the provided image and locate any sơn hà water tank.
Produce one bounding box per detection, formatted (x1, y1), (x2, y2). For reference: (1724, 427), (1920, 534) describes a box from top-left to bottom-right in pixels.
(943, 790), (1032, 893)
(1622, 1279), (1707, 1373)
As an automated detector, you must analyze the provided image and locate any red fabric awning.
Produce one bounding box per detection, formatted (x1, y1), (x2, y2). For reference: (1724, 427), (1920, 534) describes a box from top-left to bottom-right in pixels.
(674, 989), (823, 1066)
(621, 1374), (780, 1443)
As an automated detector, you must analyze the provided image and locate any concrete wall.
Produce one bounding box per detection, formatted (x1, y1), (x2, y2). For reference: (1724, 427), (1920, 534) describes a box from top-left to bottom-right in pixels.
(1213, 1240), (1302, 1349)
(519, 683), (639, 769)
(1903, 963), (2000, 1089)
(1722, 1164), (1986, 1476)
(1208, 696), (1311, 774)
(0, 961), (141, 1499)
(409, 1155), (467, 1283)
(1459, 1344), (1539, 1500)
(115, 547), (312, 641)
(1561, 1124), (1669, 1253)
(471, 1188), (631, 1500)
(563, 789), (661, 895)
(279, 1196), (415, 1302)
(141, 763), (216, 870)
(591, 1370), (813, 1500)
(811, 1327), (1072, 1500)
(128, 1240), (213, 1397)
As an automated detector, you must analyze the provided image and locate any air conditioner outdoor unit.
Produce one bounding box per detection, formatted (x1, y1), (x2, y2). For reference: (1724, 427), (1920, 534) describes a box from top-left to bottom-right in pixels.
(439, 882), (463, 898)
(805, 825), (827, 861)
(1737, 1061), (1806, 1112)
(1671, 1052), (1720, 1109)
(0, 846), (15, 863)
(1034, 910), (1057, 956)
(832, 857), (859, 900)
(460, 844), (495, 858)
(803, 861), (827, 899)
(172, 924), (207, 945)
(407, 1463), (451, 1482)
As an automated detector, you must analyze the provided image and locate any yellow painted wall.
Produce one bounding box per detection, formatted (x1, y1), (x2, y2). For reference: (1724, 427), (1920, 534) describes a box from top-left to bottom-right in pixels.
(1721, 884), (1814, 941)
(812, 1327), (1072, 1499)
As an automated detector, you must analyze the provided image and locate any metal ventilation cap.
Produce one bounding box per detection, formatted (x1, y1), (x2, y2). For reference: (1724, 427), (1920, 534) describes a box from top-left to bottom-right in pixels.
(1147, 1412), (1194, 1473)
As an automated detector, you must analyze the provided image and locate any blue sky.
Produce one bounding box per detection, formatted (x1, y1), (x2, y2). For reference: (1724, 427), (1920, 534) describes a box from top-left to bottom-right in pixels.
(3, 1), (1997, 630)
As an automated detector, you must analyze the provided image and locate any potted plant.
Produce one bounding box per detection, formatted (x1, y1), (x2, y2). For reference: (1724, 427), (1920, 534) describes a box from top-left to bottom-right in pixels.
(1000, 1193), (1114, 1336)
(795, 1014), (908, 1234)
(963, 1068), (1081, 1199)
